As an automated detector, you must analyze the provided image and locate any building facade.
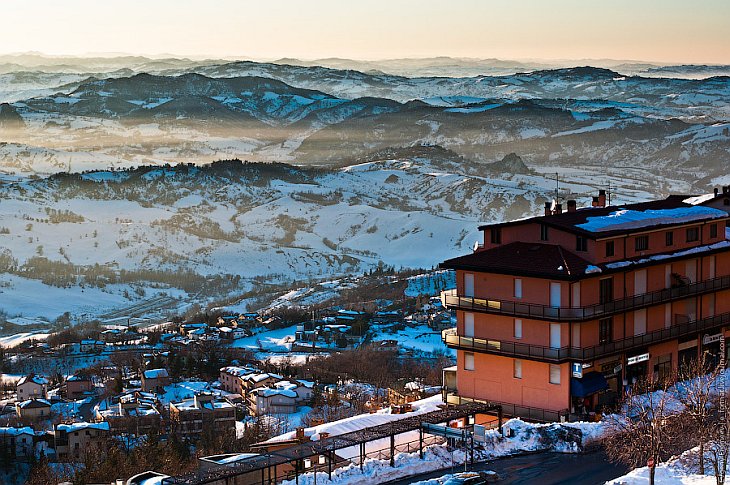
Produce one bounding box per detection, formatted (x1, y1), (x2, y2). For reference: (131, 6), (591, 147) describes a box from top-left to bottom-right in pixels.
(440, 192), (730, 421)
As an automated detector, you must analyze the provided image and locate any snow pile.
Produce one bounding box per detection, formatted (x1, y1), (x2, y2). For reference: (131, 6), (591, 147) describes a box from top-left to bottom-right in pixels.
(607, 446), (718, 485)
(277, 416), (603, 485)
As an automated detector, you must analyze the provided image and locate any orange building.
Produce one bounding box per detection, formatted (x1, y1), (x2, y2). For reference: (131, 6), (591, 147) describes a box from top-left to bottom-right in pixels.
(440, 191), (730, 421)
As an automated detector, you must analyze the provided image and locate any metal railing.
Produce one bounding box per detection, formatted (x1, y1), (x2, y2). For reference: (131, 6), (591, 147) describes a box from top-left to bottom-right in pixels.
(443, 311), (730, 362)
(441, 274), (730, 322)
(445, 393), (566, 423)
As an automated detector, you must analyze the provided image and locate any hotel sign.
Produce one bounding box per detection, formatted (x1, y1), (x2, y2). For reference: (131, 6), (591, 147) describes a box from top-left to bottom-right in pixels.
(572, 362), (583, 378)
(703, 333), (723, 345)
(627, 353), (650, 366)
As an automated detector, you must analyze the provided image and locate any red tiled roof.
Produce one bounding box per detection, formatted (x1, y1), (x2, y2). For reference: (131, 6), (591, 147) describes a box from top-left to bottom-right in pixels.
(440, 242), (592, 280)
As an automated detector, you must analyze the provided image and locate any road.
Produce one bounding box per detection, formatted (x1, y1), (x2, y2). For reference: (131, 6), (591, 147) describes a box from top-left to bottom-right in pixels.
(388, 450), (628, 485)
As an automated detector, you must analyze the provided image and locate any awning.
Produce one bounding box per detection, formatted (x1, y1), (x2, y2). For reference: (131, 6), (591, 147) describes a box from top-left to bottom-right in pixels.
(571, 371), (609, 398)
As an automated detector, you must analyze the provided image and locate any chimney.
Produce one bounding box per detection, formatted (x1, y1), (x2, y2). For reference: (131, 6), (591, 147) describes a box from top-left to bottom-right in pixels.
(296, 427), (306, 442)
(724, 186), (730, 195)
(544, 201), (552, 216)
(598, 190), (606, 208)
(715, 188), (720, 197)
(567, 199), (577, 212)
(555, 203), (563, 214)
(592, 196), (599, 207)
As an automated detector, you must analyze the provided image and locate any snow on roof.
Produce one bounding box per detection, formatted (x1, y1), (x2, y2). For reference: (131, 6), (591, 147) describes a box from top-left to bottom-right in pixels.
(605, 240), (730, 270)
(0, 426), (34, 436)
(143, 369), (169, 379)
(252, 387), (297, 398)
(201, 453), (259, 465)
(683, 193), (717, 205)
(577, 206), (727, 233)
(17, 374), (48, 386)
(296, 379), (314, 388)
(67, 374), (91, 382)
(220, 366), (257, 377)
(126, 471), (170, 485)
(57, 421), (110, 433)
(264, 394), (445, 444)
(18, 398), (51, 408)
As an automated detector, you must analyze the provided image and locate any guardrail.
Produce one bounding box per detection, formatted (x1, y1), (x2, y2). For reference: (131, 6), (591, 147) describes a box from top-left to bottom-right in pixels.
(442, 311), (730, 362)
(441, 274), (730, 322)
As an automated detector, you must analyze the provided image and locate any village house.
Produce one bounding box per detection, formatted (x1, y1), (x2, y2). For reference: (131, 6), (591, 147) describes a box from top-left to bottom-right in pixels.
(16, 374), (48, 401)
(66, 374), (94, 400)
(0, 426), (36, 458)
(242, 372), (283, 395)
(169, 392), (236, 438)
(140, 368), (171, 394)
(440, 191), (730, 421)
(79, 339), (105, 353)
(219, 366), (257, 395)
(94, 395), (161, 436)
(15, 398), (52, 420)
(248, 380), (313, 416)
(54, 421), (110, 460)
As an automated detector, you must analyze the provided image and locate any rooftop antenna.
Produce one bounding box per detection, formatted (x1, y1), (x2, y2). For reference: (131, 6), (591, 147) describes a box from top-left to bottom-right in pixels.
(608, 180), (612, 206)
(555, 172), (560, 203)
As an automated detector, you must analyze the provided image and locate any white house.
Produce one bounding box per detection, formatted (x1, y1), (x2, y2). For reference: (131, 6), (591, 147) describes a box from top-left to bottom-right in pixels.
(16, 375), (48, 401)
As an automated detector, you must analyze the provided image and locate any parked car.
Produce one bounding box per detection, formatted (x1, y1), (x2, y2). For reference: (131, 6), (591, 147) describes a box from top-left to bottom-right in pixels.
(442, 471), (499, 485)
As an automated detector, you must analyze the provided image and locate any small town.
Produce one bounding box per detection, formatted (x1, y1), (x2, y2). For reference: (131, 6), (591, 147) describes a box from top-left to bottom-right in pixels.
(1, 189), (730, 484)
(1, 3), (729, 483)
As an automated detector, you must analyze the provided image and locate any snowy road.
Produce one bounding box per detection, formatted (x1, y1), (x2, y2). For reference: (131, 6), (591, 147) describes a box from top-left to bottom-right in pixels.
(388, 450), (627, 485)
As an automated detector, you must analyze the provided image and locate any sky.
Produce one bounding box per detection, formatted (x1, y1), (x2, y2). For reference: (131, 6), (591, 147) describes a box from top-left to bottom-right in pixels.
(2, 0), (729, 63)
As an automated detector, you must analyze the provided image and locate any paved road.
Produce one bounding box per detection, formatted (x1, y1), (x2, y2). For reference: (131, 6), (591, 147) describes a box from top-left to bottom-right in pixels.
(389, 450), (628, 485)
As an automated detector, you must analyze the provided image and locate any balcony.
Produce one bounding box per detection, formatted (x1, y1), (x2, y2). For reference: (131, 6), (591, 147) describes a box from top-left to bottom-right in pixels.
(441, 274), (730, 322)
(442, 311), (730, 362)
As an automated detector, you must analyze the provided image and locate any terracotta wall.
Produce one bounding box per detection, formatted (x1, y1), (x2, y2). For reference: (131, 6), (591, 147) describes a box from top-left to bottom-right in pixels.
(457, 352), (569, 411)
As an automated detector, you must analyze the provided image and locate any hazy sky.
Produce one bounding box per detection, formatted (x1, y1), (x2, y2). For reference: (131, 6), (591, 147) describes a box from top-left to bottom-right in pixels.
(3, 0), (729, 63)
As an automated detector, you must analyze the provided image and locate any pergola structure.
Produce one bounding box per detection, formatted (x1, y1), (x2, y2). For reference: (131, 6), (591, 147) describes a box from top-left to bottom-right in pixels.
(162, 401), (502, 485)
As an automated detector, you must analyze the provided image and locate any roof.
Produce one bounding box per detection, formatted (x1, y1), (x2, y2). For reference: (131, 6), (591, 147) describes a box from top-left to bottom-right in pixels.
(479, 196), (728, 238)
(143, 368), (169, 379)
(220, 366), (257, 377)
(57, 421), (110, 433)
(0, 426), (34, 436)
(67, 374), (91, 382)
(17, 375), (48, 386)
(441, 241), (593, 280)
(17, 398), (51, 408)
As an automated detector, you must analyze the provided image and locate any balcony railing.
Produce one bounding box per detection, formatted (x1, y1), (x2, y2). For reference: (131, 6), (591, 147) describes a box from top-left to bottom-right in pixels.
(445, 393), (566, 423)
(441, 274), (730, 322)
(443, 311), (730, 362)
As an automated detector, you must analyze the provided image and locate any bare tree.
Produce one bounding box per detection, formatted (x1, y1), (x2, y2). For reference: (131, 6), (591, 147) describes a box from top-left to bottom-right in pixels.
(675, 353), (722, 474)
(603, 376), (681, 485)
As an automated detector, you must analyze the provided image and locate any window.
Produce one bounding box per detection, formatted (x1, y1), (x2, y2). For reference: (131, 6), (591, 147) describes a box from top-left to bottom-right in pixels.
(655, 354), (672, 382)
(665, 231), (674, 247)
(635, 235), (649, 251)
(576, 235), (588, 252)
(725, 198), (730, 206)
(599, 278), (613, 304)
(605, 241), (614, 257)
(540, 224), (549, 241)
(710, 224), (718, 239)
(514, 278), (523, 299)
(514, 359), (522, 379)
(686, 227), (699, 242)
(464, 352), (474, 371)
(599, 317), (612, 344)
(490, 228), (502, 244)
(549, 364), (561, 385)
(514, 319), (522, 339)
